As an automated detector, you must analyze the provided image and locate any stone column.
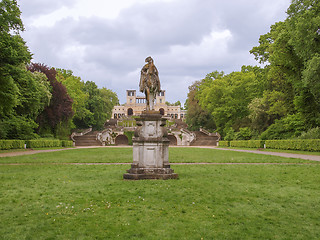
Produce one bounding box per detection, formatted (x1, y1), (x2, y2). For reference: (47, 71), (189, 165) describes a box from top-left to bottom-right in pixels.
(123, 112), (178, 180)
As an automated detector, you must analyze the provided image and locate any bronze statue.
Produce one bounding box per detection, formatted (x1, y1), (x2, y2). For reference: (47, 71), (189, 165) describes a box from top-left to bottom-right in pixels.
(139, 56), (161, 111)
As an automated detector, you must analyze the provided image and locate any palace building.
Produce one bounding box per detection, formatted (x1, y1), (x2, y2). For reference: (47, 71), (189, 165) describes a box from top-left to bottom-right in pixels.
(112, 90), (186, 119)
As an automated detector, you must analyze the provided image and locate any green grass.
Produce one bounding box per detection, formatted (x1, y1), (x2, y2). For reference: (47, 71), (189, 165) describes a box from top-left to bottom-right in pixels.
(1, 164), (320, 239)
(1, 147), (317, 164)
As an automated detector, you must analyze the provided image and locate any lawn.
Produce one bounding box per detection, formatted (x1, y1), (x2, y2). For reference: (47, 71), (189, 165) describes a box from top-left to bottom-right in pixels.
(1, 148), (320, 239)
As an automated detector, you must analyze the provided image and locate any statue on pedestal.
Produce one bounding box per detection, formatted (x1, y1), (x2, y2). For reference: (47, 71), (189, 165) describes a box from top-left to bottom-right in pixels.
(123, 57), (178, 180)
(139, 56), (160, 111)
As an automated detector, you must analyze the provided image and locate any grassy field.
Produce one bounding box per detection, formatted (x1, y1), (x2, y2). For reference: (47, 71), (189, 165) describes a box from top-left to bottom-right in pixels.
(1, 148), (320, 239)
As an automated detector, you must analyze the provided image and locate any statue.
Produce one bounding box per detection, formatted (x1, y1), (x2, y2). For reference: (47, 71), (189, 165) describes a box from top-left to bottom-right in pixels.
(139, 56), (161, 111)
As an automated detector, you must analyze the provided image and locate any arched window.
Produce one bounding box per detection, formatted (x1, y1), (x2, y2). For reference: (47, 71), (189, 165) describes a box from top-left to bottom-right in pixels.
(128, 108), (133, 116)
(159, 108), (165, 115)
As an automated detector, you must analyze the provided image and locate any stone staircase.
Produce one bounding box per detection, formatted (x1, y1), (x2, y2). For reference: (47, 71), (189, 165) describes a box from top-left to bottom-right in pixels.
(190, 131), (219, 146)
(73, 131), (102, 146)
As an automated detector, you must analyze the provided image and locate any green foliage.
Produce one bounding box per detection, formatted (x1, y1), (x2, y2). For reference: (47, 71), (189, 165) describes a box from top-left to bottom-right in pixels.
(260, 114), (305, 140)
(61, 140), (73, 147)
(265, 139), (320, 152)
(124, 131), (134, 145)
(82, 81), (119, 130)
(224, 128), (236, 141)
(218, 140), (230, 147)
(186, 80), (216, 131)
(230, 140), (265, 149)
(26, 139), (62, 148)
(0, 139), (24, 150)
(298, 127), (320, 140)
(235, 127), (252, 140)
(56, 69), (91, 129)
(0, 115), (39, 139)
(250, 0), (320, 132)
(197, 70), (262, 135)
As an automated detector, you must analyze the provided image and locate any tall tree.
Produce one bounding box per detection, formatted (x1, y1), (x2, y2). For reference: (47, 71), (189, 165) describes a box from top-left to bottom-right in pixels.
(186, 76), (218, 131)
(0, 0), (32, 117)
(250, 0), (320, 136)
(83, 81), (119, 130)
(56, 69), (92, 129)
(197, 70), (261, 135)
(28, 63), (74, 136)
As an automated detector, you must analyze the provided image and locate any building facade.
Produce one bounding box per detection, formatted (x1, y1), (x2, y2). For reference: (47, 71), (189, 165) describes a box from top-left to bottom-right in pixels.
(112, 90), (186, 119)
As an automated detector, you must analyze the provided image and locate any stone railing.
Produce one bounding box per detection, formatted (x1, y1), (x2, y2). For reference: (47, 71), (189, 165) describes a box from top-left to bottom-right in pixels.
(200, 128), (221, 141)
(181, 128), (196, 144)
(70, 127), (92, 142)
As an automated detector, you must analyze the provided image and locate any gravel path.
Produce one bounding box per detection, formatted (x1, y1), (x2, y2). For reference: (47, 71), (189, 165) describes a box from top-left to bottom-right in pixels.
(1, 146), (320, 162)
(215, 148), (320, 162)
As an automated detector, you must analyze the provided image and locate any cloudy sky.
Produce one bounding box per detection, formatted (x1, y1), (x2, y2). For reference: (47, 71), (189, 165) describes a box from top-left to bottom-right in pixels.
(19, 0), (291, 104)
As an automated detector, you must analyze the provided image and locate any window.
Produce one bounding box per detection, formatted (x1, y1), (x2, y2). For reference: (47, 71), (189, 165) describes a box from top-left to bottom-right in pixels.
(160, 99), (162, 103)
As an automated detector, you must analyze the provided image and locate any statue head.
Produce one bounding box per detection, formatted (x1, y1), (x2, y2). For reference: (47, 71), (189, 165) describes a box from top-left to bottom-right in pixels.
(145, 56), (153, 63)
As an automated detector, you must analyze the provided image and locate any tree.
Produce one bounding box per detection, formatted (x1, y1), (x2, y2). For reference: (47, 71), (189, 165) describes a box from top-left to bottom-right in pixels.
(0, 1), (53, 139)
(250, 0), (320, 130)
(28, 63), (74, 137)
(185, 80), (216, 131)
(0, 0), (32, 117)
(197, 70), (261, 135)
(82, 81), (119, 130)
(56, 69), (92, 129)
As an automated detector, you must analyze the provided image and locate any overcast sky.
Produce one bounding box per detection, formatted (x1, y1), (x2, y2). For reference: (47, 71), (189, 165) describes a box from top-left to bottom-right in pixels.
(19, 0), (291, 104)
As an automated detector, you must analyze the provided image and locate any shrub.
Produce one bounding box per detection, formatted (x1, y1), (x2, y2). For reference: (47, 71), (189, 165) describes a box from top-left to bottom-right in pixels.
(265, 139), (320, 152)
(0, 140), (25, 150)
(298, 127), (320, 139)
(124, 131), (134, 145)
(224, 128), (236, 141)
(230, 140), (265, 148)
(26, 140), (62, 148)
(260, 114), (305, 140)
(235, 127), (252, 140)
(61, 140), (73, 147)
(218, 141), (230, 147)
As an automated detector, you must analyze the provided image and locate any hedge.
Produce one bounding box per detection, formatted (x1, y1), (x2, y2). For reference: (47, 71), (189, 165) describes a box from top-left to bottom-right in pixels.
(61, 140), (74, 147)
(265, 139), (320, 152)
(218, 141), (230, 147)
(230, 140), (265, 148)
(0, 140), (25, 150)
(26, 140), (62, 148)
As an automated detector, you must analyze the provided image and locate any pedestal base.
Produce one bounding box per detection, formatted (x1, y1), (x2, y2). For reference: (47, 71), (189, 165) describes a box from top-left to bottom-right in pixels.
(123, 165), (178, 180)
(123, 112), (178, 180)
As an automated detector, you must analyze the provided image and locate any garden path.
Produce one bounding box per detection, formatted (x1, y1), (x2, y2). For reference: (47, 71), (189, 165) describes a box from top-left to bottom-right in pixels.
(0, 146), (320, 162)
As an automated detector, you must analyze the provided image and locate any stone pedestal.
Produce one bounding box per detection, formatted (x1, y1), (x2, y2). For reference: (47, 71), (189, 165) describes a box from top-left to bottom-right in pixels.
(123, 112), (178, 180)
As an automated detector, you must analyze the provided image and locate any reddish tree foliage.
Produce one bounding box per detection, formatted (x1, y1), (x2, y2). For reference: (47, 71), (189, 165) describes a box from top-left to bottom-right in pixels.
(27, 63), (74, 130)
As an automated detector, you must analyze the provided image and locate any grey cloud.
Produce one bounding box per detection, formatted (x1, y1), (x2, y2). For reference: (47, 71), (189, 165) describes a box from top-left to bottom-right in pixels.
(19, 0), (290, 103)
(19, 0), (76, 18)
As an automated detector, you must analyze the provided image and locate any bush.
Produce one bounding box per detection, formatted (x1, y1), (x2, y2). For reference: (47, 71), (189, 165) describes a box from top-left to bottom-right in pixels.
(124, 131), (134, 145)
(235, 127), (252, 140)
(26, 140), (62, 148)
(265, 139), (320, 152)
(260, 114), (305, 140)
(218, 141), (230, 147)
(61, 140), (73, 147)
(298, 127), (320, 139)
(224, 128), (236, 141)
(0, 140), (25, 150)
(230, 140), (265, 148)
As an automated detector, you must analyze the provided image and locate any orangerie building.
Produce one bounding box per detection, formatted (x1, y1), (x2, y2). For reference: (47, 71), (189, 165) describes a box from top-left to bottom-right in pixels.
(112, 90), (187, 120)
